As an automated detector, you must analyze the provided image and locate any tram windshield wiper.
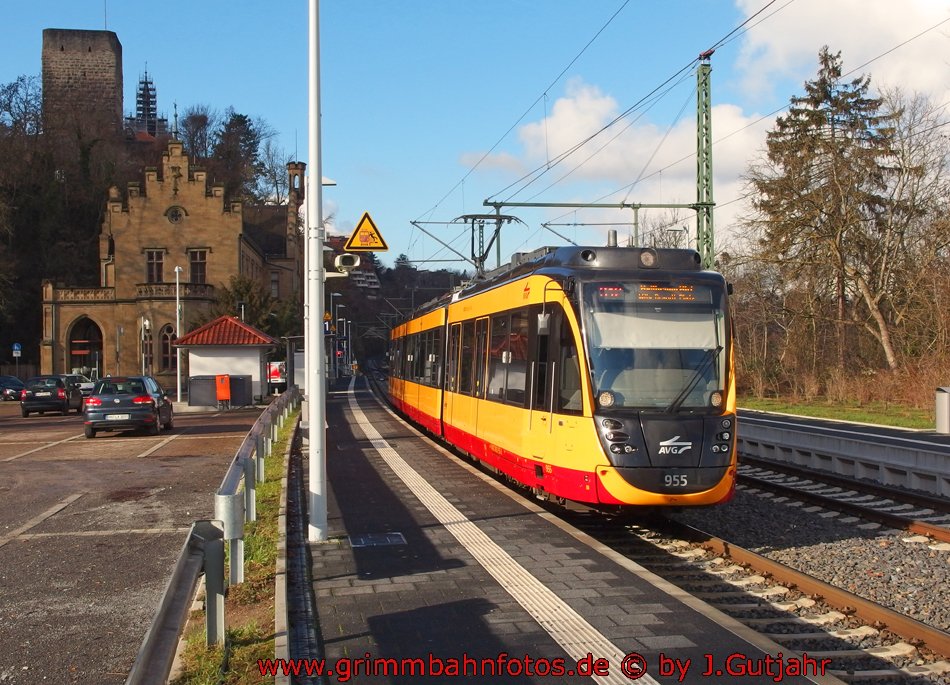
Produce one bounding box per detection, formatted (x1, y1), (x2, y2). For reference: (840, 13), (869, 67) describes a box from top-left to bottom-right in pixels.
(665, 346), (722, 414)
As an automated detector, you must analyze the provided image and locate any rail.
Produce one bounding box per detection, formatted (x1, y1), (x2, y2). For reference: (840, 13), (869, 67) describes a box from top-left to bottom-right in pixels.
(737, 410), (950, 497)
(125, 387), (301, 685)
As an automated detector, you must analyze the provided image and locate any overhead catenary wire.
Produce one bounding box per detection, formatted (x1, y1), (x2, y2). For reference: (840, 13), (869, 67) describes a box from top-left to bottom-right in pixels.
(413, 0), (633, 225)
(545, 10), (950, 230)
(489, 0), (785, 207)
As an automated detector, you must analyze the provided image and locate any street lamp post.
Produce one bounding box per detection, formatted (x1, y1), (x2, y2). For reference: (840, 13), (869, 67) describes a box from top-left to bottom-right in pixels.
(333, 303), (346, 380)
(174, 266), (183, 402)
(141, 317), (150, 375)
(329, 293), (342, 380)
(337, 318), (349, 371)
(347, 319), (353, 368)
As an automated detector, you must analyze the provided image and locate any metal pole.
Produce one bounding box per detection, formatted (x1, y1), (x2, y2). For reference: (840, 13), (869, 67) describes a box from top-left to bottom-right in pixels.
(307, 0), (329, 542)
(174, 266), (183, 402)
(334, 303), (345, 380)
(696, 57), (714, 269)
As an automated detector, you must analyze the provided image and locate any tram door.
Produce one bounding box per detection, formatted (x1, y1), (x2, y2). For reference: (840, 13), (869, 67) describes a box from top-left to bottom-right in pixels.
(528, 306), (584, 496)
(527, 307), (557, 484)
(443, 318), (487, 457)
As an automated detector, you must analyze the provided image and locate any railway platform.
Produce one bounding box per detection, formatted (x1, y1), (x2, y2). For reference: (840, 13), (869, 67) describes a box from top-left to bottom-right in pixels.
(290, 377), (844, 684)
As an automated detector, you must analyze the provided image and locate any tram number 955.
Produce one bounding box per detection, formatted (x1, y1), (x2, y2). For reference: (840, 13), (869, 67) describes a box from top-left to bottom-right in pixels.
(664, 474), (689, 487)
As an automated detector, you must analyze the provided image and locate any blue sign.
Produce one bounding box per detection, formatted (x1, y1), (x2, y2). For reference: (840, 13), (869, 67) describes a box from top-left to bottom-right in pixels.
(12, 343), (21, 352)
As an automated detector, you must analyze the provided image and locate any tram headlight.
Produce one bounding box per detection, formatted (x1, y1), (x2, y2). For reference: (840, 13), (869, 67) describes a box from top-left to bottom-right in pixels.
(598, 391), (616, 408)
(710, 391), (723, 408)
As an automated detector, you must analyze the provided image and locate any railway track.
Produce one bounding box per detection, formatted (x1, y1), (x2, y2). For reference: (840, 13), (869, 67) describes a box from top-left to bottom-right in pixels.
(366, 375), (950, 681)
(736, 456), (950, 543)
(558, 508), (950, 684)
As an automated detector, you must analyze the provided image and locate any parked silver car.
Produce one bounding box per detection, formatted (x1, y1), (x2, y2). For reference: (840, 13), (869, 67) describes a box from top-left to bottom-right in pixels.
(64, 373), (95, 397)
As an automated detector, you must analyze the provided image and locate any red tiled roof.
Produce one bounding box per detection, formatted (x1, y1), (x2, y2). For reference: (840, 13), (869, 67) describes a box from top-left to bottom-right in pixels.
(175, 315), (278, 347)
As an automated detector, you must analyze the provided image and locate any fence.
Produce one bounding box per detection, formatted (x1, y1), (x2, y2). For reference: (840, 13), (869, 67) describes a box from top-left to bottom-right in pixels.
(125, 387), (301, 685)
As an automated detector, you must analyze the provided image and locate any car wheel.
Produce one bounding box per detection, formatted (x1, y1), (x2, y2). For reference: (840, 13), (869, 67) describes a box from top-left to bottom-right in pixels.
(148, 415), (160, 436)
(84, 425), (96, 439)
(21, 408), (29, 418)
(162, 412), (174, 430)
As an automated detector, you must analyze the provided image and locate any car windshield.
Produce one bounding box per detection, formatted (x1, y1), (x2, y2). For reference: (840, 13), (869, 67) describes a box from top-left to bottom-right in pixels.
(582, 280), (727, 411)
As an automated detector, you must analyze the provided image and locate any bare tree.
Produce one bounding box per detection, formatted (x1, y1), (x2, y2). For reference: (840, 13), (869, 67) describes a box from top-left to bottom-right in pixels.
(256, 138), (293, 204)
(179, 104), (219, 162)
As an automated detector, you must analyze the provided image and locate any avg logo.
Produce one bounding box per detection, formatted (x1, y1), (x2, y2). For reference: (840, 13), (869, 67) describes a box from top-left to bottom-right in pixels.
(658, 436), (692, 455)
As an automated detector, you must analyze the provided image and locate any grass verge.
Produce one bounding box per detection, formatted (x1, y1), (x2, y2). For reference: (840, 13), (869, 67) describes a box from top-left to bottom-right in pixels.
(171, 409), (298, 685)
(739, 397), (934, 429)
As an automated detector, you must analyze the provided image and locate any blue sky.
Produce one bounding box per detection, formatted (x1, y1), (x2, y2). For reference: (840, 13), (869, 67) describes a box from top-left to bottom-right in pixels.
(4, 1), (949, 268)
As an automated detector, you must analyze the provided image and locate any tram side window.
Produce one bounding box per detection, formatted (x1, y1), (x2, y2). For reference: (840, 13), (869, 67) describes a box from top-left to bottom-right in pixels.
(474, 317), (489, 398)
(506, 309), (529, 406)
(421, 330), (433, 385)
(487, 314), (509, 401)
(406, 335), (416, 380)
(558, 317), (582, 414)
(446, 324), (461, 392)
(392, 338), (402, 379)
(429, 327), (443, 386)
(532, 306), (553, 411)
(414, 332), (426, 382)
(459, 321), (475, 395)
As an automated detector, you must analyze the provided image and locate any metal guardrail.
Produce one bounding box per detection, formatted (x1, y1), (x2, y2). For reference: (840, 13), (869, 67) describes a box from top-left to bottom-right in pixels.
(126, 387), (301, 685)
(738, 411), (950, 497)
(124, 520), (223, 685)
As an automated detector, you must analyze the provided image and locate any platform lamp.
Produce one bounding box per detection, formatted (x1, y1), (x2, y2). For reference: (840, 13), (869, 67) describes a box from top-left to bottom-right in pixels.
(174, 266), (183, 402)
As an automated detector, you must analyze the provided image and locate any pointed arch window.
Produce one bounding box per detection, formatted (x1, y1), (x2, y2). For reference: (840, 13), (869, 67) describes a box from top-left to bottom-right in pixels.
(160, 324), (177, 371)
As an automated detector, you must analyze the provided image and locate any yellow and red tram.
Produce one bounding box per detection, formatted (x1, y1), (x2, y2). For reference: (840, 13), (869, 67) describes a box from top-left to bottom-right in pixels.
(388, 245), (737, 509)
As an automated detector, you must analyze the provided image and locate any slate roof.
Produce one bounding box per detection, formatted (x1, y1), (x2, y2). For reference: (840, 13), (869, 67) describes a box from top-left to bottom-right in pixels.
(243, 205), (288, 257)
(175, 315), (278, 347)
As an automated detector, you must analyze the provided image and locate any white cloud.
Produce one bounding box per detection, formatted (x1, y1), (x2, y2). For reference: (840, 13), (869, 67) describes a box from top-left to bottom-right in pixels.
(735, 0), (950, 105)
(467, 1), (950, 258)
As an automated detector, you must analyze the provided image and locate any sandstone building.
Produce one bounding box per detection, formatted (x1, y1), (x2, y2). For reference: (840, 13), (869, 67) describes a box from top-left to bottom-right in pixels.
(41, 141), (305, 393)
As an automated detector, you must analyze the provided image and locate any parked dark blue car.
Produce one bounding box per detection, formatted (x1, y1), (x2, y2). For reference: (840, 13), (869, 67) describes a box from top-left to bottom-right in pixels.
(82, 375), (174, 438)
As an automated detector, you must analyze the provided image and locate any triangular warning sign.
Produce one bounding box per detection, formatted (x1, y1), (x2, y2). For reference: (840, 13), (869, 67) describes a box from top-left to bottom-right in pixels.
(344, 212), (388, 252)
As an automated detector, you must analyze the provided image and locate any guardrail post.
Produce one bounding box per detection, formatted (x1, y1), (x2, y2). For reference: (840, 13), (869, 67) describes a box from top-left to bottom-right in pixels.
(256, 431), (266, 483)
(264, 416), (273, 458)
(243, 454), (256, 522)
(214, 492), (245, 585)
(195, 520), (225, 646)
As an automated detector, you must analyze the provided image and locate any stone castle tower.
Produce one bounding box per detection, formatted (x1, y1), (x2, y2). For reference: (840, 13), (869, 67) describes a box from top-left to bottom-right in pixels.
(42, 29), (123, 136)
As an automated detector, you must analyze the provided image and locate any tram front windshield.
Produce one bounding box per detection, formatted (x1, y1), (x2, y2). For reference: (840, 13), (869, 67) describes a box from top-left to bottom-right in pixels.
(582, 281), (727, 411)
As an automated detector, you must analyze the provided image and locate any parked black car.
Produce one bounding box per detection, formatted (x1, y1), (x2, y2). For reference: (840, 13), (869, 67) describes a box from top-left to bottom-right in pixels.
(20, 375), (85, 416)
(0, 375), (25, 401)
(82, 375), (174, 438)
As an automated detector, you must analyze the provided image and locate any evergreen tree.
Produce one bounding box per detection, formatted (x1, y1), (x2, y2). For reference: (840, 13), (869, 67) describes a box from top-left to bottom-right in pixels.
(209, 108), (264, 202)
(747, 47), (900, 370)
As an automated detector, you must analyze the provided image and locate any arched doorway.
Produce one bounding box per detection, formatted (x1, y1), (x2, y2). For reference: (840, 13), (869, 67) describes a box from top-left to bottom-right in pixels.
(68, 317), (104, 380)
